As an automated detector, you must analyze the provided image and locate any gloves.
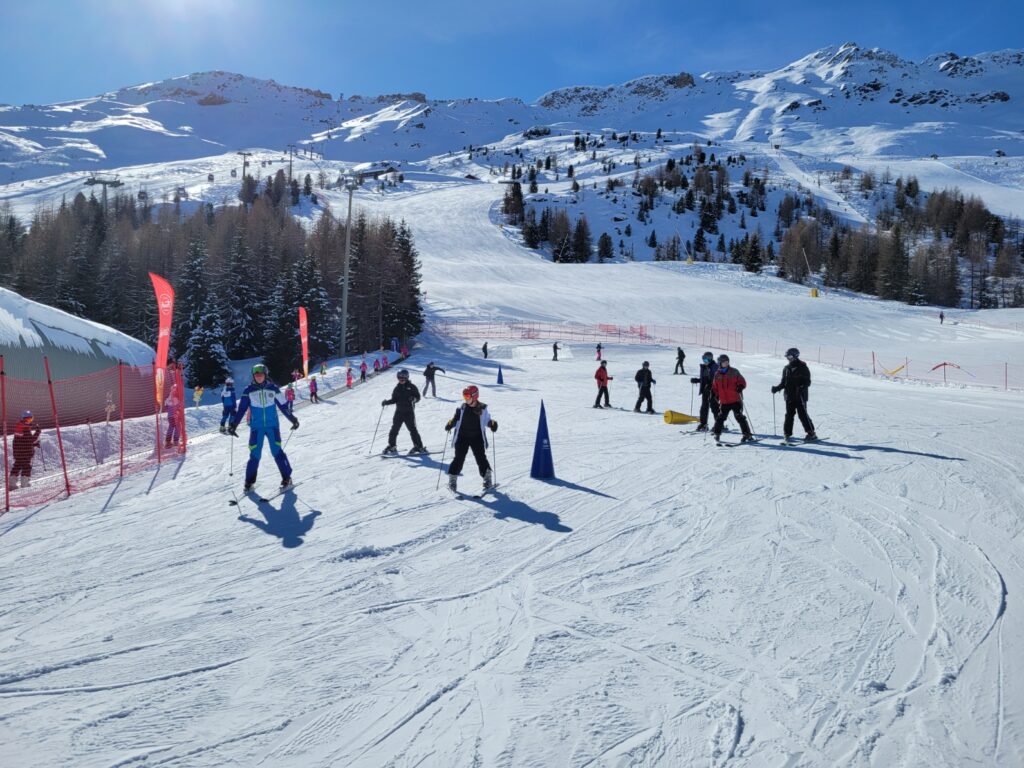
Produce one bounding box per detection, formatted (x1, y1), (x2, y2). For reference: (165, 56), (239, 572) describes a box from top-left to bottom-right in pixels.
(488, 420), (498, 432)
(381, 399), (389, 407)
(227, 425), (239, 437)
(691, 377), (700, 384)
(608, 377), (614, 381)
(445, 419), (455, 432)
(291, 419), (300, 431)
(771, 385), (781, 394)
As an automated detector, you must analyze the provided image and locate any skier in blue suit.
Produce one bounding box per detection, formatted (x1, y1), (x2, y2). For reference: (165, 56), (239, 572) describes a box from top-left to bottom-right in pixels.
(228, 363), (299, 492)
(219, 377), (237, 433)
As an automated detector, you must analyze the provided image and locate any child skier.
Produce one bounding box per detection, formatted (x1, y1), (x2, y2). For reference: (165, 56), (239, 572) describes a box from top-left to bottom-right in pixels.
(193, 386), (204, 407)
(373, 357), (381, 374)
(594, 360), (613, 408)
(690, 352), (720, 431)
(164, 387), (183, 447)
(381, 369), (426, 455)
(771, 347), (817, 442)
(227, 363), (299, 492)
(284, 382), (296, 415)
(11, 410), (42, 488)
(444, 385), (497, 494)
(359, 359), (368, 382)
(309, 375), (319, 404)
(633, 361), (656, 413)
(711, 354), (754, 442)
(346, 367), (354, 388)
(219, 377), (237, 433)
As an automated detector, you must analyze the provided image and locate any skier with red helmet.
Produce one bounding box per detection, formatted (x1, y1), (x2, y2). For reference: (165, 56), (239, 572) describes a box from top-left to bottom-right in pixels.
(444, 385), (497, 494)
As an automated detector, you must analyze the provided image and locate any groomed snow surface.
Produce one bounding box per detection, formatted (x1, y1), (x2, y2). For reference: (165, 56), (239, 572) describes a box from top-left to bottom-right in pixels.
(2, 180), (1023, 767)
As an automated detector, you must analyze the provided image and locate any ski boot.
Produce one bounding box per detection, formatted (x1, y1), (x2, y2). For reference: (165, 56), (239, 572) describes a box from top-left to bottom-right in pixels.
(407, 446), (428, 455)
(741, 434), (756, 443)
(244, 482), (255, 493)
(20, 477), (30, 488)
(804, 433), (819, 442)
(593, 404), (603, 409)
(280, 476), (293, 490)
(633, 407), (641, 413)
(381, 445), (398, 455)
(482, 469), (494, 490)
(219, 425), (227, 434)
(695, 424), (708, 432)
(447, 475), (458, 494)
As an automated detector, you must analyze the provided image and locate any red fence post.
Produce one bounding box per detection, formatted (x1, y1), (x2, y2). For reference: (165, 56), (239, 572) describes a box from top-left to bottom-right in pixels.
(119, 362), (125, 476)
(1, 356), (9, 513)
(43, 357), (72, 499)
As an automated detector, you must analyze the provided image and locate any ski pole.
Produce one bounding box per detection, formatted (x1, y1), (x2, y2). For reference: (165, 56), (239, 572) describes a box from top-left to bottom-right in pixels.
(741, 393), (756, 436)
(491, 430), (497, 486)
(772, 392), (778, 437)
(229, 429), (235, 476)
(690, 381), (695, 414)
(435, 430), (451, 491)
(368, 404), (386, 455)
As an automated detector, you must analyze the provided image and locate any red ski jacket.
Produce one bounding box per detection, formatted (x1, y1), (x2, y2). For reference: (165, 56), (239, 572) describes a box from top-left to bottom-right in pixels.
(711, 367), (746, 405)
(595, 367), (612, 387)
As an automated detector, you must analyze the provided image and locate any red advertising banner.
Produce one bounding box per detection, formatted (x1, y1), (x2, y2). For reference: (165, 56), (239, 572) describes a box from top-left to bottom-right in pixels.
(149, 272), (175, 405)
(298, 306), (309, 378)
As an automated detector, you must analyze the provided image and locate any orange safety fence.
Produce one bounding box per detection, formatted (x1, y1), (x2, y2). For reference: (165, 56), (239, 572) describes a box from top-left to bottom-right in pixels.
(1, 357), (187, 513)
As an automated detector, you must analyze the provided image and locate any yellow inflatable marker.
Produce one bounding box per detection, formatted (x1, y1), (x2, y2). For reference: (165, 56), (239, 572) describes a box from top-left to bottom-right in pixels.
(664, 410), (700, 425)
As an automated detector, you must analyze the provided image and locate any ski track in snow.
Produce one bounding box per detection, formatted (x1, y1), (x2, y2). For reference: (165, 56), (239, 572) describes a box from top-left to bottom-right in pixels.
(1, 181), (1023, 767)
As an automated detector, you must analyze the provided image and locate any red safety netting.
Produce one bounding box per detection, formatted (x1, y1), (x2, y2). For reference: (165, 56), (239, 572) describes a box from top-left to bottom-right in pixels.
(1, 358), (187, 513)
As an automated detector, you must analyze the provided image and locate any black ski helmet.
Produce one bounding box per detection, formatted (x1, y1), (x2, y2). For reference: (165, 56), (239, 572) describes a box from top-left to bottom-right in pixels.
(600, 360), (607, 366)
(702, 351), (714, 362)
(785, 348), (800, 359)
(717, 354), (730, 364)
(397, 368), (409, 380)
(642, 361), (650, 367)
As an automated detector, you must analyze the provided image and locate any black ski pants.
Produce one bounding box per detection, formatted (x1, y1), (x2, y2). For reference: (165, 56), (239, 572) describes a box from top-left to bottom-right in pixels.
(448, 437), (490, 477)
(674, 360), (686, 374)
(594, 386), (610, 407)
(713, 402), (752, 438)
(423, 377), (437, 397)
(698, 392), (720, 427)
(388, 411), (423, 449)
(635, 386), (653, 412)
(783, 396), (815, 437)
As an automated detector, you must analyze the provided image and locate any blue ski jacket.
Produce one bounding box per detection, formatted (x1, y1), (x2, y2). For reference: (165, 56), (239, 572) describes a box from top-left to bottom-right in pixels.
(231, 381), (295, 431)
(220, 385), (237, 410)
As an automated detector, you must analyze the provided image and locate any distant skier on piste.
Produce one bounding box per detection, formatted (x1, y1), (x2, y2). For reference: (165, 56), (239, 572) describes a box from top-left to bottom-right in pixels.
(691, 352), (720, 431)
(381, 369), (427, 455)
(674, 346), (687, 375)
(445, 385), (497, 494)
(594, 360), (613, 408)
(309, 375), (319, 403)
(227, 363), (299, 492)
(423, 361), (446, 397)
(711, 354), (754, 442)
(164, 387), (183, 448)
(771, 347), (817, 442)
(10, 410), (41, 488)
(219, 377), (237, 433)
(633, 361), (656, 413)
(552, 342), (560, 361)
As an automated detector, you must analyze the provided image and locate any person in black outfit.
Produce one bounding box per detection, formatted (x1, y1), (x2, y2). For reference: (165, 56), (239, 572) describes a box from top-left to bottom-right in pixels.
(633, 361), (656, 413)
(445, 385), (497, 493)
(690, 351), (720, 431)
(771, 347), (817, 441)
(422, 361), (446, 397)
(674, 346), (687, 375)
(482, 341), (489, 359)
(381, 369), (427, 454)
(552, 342), (560, 361)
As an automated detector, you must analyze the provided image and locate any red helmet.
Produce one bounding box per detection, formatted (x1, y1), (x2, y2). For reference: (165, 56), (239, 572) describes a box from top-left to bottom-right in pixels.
(462, 385), (479, 401)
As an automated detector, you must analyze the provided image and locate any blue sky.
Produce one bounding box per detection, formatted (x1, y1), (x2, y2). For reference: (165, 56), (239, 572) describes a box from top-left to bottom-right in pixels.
(0, 0), (1019, 105)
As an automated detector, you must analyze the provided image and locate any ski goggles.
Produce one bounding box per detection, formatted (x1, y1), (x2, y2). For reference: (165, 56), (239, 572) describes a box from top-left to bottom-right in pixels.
(252, 365), (268, 377)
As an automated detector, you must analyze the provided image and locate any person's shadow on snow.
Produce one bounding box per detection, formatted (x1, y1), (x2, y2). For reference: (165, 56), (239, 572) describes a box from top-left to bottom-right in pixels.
(470, 490), (572, 533)
(238, 494), (321, 548)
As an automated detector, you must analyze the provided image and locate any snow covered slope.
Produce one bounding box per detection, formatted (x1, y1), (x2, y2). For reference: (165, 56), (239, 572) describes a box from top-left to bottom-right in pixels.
(1, 166), (1023, 767)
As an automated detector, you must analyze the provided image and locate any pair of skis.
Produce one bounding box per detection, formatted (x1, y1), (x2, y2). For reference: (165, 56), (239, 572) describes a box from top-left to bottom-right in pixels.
(450, 483), (499, 500)
(229, 481), (300, 506)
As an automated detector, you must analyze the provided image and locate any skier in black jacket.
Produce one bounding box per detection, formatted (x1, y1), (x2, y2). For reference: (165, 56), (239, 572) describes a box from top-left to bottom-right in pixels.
(422, 361), (446, 397)
(674, 346), (687, 375)
(771, 348), (817, 441)
(381, 369), (427, 454)
(690, 351), (720, 431)
(633, 361), (656, 413)
(444, 385), (497, 494)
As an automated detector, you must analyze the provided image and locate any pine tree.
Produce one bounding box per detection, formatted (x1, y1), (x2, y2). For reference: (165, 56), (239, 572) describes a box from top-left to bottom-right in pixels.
(293, 250), (335, 362)
(172, 238), (209, 361)
(743, 231), (763, 273)
(597, 232), (613, 262)
(220, 231), (263, 359)
(263, 267), (301, 381)
(390, 221), (425, 343)
(571, 215), (593, 263)
(184, 309), (230, 386)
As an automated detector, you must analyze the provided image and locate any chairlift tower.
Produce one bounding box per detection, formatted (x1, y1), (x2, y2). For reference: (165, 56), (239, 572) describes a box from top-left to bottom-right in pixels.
(83, 175), (123, 209)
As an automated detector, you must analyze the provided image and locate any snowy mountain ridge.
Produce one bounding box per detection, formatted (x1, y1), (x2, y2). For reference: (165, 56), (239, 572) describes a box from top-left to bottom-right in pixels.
(1, 42), (1021, 189)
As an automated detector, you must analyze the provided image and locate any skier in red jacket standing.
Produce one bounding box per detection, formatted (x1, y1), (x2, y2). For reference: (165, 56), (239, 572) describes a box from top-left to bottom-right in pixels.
(710, 355), (754, 442)
(593, 360), (613, 408)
